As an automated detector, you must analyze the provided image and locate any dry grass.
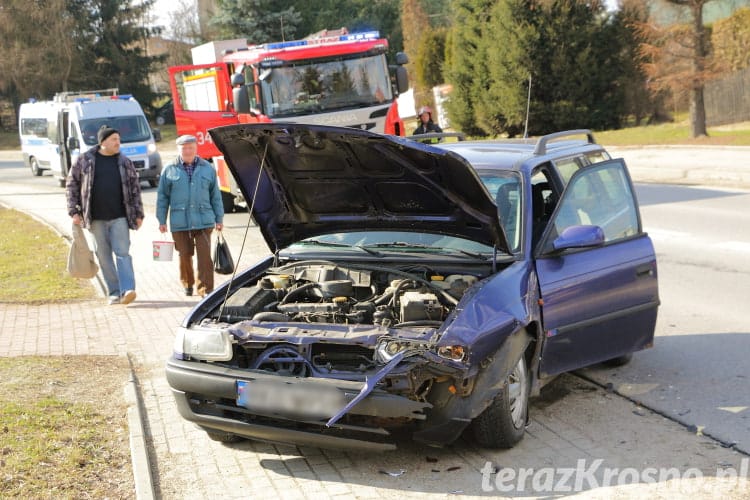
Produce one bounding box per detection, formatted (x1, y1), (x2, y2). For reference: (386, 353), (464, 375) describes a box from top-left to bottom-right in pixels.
(0, 356), (134, 499)
(0, 208), (96, 303)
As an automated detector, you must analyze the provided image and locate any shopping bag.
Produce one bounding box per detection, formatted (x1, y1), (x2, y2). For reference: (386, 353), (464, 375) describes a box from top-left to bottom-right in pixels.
(213, 232), (234, 275)
(67, 223), (99, 279)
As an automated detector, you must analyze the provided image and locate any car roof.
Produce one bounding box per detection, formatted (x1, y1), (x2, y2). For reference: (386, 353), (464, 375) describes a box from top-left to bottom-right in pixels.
(434, 130), (607, 174)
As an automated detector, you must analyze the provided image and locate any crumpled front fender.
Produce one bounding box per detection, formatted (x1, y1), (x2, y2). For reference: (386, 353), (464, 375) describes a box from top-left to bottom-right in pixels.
(412, 327), (532, 446)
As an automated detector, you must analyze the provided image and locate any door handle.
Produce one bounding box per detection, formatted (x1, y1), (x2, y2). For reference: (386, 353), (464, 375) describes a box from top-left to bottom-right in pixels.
(635, 264), (653, 277)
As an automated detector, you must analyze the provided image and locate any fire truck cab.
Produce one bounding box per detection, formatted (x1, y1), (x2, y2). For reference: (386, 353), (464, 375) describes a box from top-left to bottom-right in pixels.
(169, 29), (409, 212)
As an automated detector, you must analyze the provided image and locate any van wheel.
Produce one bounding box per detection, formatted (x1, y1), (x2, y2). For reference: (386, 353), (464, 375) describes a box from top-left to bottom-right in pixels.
(58, 177), (67, 188)
(148, 178), (159, 188)
(155, 116), (166, 126)
(30, 158), (43, 176)
(471, 356), (529, 449)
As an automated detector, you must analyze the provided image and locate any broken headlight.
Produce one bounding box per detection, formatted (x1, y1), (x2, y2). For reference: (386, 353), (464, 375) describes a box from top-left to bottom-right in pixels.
(436, 345), (467, 362)
(173, 326), (234, 362)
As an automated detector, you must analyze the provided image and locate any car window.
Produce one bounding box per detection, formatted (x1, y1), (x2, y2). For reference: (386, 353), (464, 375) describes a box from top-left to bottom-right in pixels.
(543, 160), (639, 251)
(553, 157), (584, 184)
(477, 172), (522, 253)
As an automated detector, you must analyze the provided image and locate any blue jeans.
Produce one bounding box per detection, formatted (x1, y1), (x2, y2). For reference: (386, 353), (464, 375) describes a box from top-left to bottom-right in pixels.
(88, 218), (135, 298)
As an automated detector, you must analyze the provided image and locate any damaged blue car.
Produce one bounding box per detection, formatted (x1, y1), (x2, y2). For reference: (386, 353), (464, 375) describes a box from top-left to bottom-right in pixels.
(165, 124), (659, 451)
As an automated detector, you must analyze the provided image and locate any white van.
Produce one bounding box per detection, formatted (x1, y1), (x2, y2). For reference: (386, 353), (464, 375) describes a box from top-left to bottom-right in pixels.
(19, 89), (162, 187)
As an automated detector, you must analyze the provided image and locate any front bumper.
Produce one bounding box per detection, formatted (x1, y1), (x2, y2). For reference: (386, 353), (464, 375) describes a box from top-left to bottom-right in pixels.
(165, 358), (433, 451)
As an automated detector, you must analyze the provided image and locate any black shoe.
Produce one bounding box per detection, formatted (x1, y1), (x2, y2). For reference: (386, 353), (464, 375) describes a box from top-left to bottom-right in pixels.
(184, 287), (193, 296)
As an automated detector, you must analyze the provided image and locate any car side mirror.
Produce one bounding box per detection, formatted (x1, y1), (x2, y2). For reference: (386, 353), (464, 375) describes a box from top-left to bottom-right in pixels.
(552, 225), (605, 251)
(152, 128), (162, 142)
(67, 136), (79, 151)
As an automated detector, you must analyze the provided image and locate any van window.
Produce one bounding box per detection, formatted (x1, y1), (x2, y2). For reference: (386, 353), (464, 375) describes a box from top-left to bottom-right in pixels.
(21, 118), (48, 137)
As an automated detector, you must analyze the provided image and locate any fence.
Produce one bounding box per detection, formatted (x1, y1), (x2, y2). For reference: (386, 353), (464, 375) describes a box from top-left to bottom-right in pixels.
(705, 66), (750, 126)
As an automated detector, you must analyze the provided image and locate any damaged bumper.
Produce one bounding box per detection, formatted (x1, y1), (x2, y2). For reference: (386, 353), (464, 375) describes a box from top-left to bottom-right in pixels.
(165, 357), (433, 451)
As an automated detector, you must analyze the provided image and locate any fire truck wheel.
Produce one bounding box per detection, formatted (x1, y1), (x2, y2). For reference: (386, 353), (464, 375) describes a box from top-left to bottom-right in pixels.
(222, 192), (236, 213)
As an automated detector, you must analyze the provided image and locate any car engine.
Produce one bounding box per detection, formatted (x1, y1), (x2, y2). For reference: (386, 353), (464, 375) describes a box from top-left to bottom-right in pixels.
(218, 262), (480, 327)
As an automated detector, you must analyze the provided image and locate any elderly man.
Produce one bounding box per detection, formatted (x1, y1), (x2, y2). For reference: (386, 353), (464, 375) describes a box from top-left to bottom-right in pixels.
(156, 135), (224, 297)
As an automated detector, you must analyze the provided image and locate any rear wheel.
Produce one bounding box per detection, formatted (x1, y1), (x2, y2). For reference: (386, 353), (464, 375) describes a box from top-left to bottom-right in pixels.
(30, 157), (42, 176)
(471, 355), (529, 449)
(603, 353), (633, 367)
(148, 177), (159, 188)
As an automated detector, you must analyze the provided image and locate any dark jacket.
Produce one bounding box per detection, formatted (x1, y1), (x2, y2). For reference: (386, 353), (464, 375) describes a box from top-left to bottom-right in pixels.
(156, 157), (224, 232)
(66, 146), (145, 229)
(413, 120), (443, 135)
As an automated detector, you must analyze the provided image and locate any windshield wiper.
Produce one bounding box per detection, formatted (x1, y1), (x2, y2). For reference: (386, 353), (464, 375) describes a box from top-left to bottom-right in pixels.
(297, 240), (384, 256)
(363, 242), (490, 260)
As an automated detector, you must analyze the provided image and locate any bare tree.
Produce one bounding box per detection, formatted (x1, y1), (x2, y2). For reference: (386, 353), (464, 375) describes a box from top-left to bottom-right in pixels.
(641, 0), (714, 137)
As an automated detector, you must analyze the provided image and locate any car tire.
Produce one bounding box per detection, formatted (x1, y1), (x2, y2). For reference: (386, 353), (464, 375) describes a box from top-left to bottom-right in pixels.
(30, 157), (42, 176)
(603, 353), (633, 367)
(148, 177), (159, 188)
(471, 355), (529, 449)
(205, 431), (242, 443)
(155, 115), (166, 126)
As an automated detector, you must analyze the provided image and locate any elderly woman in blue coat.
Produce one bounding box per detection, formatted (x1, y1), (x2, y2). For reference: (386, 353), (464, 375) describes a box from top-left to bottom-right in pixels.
(156, 135), (224, 297)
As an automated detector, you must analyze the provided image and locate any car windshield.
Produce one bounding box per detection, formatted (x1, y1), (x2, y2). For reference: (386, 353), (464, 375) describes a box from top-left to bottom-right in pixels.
(259, 53), (393, 118)
(477, 171), (523, 253)
(286, 231), (496, 257)
(79, 116), (152, 146)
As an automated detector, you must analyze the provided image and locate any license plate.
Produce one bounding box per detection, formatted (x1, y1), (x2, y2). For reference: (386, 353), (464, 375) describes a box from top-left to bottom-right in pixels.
(237, 379), (345, 419)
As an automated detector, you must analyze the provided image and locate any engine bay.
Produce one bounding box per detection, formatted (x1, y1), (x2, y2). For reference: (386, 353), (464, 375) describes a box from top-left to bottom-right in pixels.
(215, 261), (486, 327)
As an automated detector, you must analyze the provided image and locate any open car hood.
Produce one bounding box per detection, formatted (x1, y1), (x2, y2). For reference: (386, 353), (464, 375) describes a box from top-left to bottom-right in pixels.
(210, 124), (509, 254)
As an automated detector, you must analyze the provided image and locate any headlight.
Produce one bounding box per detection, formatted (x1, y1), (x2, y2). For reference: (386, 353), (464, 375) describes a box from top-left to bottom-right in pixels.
(376, 339), (407, 363)
(437, 345), (467, 362)
(148, 143), (157, 154)
(173, 326), (233, 361)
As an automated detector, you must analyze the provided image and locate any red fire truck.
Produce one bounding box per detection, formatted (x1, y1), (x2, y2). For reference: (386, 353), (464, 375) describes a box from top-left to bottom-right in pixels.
(168, 29), (409, 211)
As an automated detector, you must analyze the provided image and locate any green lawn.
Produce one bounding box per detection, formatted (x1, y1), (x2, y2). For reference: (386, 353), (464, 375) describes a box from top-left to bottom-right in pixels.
(4, 119), (750, 149)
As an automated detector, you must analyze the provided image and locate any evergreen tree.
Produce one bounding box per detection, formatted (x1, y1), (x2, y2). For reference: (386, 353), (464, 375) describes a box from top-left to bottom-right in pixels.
(444, 0), (494, 137)
(211, 0), (302, 43)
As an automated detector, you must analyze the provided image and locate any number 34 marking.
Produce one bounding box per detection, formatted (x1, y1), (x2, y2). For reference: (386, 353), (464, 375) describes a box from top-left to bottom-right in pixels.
(196, 131), (214, 145)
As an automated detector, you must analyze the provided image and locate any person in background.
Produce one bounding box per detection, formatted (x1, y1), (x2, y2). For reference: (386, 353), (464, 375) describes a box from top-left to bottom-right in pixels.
(66, 125), (144, 305)
(413, 105), (443, 135)
(156, 135), (224, 297)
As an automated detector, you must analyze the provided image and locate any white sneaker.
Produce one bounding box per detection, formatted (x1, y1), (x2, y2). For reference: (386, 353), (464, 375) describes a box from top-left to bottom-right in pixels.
(121, 290), (136, 305)
(107, 296), (120, 305)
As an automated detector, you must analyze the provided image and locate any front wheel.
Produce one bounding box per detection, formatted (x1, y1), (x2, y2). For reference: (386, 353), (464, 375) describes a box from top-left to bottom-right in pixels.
(30, 157), (42, 176)
(471, 355), (529, 449)
(205, 430), (241, 443)
(221, 191), (236, 213)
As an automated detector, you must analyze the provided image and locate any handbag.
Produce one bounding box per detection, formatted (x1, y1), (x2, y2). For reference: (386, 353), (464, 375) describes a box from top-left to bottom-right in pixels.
(213, 232), (234, 275)
(67, 223), (99, 279)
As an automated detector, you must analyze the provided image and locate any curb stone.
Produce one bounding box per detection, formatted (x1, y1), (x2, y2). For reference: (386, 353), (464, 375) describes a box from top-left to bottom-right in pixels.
(124, 362), (156, 500)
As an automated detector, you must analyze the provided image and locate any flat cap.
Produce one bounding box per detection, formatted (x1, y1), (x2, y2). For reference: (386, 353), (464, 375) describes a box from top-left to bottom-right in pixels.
(176, 134), (197, 145)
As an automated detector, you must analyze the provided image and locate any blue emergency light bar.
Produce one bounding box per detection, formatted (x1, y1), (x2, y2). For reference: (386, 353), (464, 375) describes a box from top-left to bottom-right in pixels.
(264, 31), (380, 51)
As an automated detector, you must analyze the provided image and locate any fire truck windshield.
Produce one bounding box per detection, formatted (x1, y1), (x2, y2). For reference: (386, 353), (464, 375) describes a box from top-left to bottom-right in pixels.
(257, 53), (393, 118)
